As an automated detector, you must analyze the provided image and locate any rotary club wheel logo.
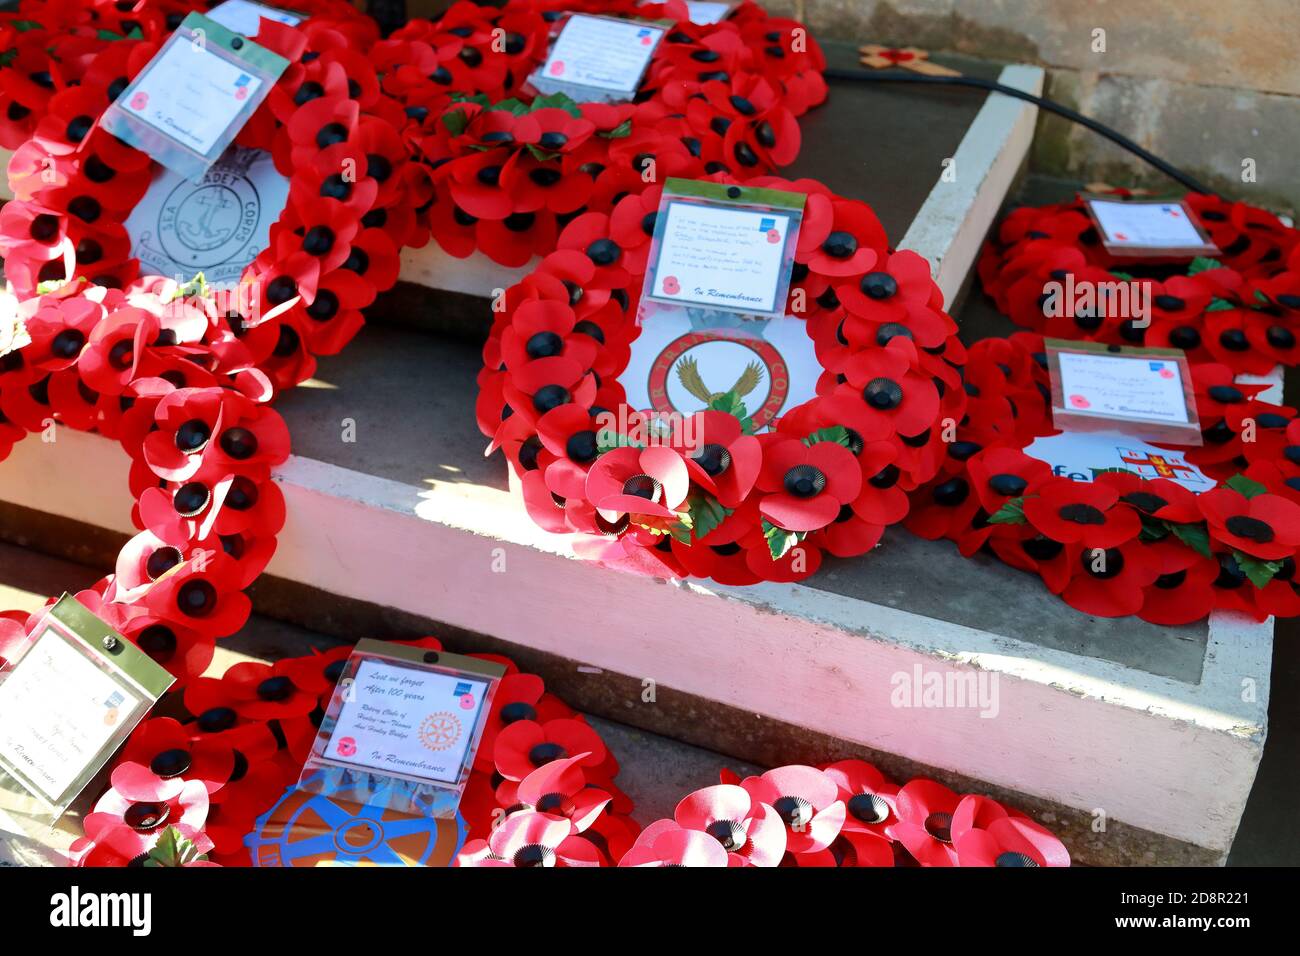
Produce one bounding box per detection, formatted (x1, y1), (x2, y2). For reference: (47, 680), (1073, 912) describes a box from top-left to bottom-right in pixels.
(418, 711), (462, 752)
(648, 330), (790, 429)
(246, 780), (465, 867)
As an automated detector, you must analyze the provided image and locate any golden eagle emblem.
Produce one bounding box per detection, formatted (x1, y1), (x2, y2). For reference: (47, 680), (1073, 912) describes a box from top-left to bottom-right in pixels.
(675, 355), (765, 405)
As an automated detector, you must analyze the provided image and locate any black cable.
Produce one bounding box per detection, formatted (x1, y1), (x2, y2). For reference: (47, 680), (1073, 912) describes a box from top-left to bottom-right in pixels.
(823, 67), (1217, 198)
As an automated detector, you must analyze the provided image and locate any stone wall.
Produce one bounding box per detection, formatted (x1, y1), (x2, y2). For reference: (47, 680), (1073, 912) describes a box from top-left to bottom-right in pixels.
(763, 0), (1300, 212)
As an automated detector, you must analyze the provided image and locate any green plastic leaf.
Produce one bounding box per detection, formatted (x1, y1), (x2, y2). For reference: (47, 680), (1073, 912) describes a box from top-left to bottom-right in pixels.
(530, 92), (582, 117)
(12, 20), (43, 32)
(1205, 297), (1236, 312)
(762, 520), (803, 560)
(441, 109), (471, 137)
(1188, 256), (1223, 275)
(707, 390), (755, 434)
(1110, 271), (1135, 282)
(802, 426), (852, 449)
(1138, 514), (1170, 541)
(685, 494), (733, 542)
(596, 429), (639, 453)
(599, 119), (633, 139)
(987, 496), (1028, 525)
(1225, 473), (1268, 499)
(1234, 552), (1283, 589)
(1169, 521), (1213, 558)
(143, 827), (206, 868)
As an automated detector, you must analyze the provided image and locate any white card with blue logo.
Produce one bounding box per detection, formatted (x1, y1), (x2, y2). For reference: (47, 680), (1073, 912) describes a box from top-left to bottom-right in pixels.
(646, 200), (794, 315)
(1056, 350), (1191, 426)
(536, 15), (665, 95)
(1085, 198), (1218, 256)
(326, 659), (490, 786)
(122, 39), (264, 156)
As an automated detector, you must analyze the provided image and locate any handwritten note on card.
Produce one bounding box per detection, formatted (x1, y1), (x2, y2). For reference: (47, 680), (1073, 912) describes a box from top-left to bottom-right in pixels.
(539, 15), (665, 93)
(1086, 199), (1215, 253)
(647, 201), (793, 315)
(327, 660), (488, 785)
(0, 630), (140, 805)
(122, 40), (265, 156)
(1056, 350), (1191, 425)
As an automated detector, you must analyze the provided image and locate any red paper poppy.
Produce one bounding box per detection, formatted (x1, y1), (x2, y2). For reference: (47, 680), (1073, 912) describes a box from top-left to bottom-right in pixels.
(1022, 477), (1142, 549)
(674, 783), (786, 867)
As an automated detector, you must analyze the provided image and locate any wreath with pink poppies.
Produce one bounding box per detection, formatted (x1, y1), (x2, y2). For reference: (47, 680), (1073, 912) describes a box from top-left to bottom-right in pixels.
(906, 189), (1300, 624)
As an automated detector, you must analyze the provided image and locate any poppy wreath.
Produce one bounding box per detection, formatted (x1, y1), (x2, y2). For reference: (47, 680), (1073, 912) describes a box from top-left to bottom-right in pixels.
(599, 762), (1070, 867)
(977, 188), (1300, 376)
(905, 329), (1300, 623)
(0, 3), (417, 705)
(376, 0), (827, 267)
(478, 176), (962, 584)
(59, 634), (641, 867)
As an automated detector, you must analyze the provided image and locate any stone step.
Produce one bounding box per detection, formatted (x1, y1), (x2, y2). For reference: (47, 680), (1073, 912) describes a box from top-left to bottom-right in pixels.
(0, 541), (759, 866)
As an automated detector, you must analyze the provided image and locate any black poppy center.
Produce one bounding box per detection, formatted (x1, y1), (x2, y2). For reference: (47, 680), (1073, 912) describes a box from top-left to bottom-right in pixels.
(124, 801), (170, 832)
(51, 328), (86, 358)
(177, 579), (217, 618)
(995, 851), (1039, 867)
(772, 795), (814, 829)
(705, 818), (747, 852)
(622, 474), (662, 503)
(1120, 491), (1167, 514)
(145, 546), (184, 581)
(512, 843), (555, 867)
(197, 706), (237, 733)
(1225, 514), (1274, 543)
(175, 419), (211, 453)
(500, 701), (537, 725)
(924, 812), (954, 844)
(1083, 547), (1124, 579)
(525, 331), (563, 359)
(783, 465), (826, 498)
(531, 384), (570, 413)
(566, 430), (598, 463)
(821, 230), (857, 259)
(988, 473), (1028, 497)
(528, 742), (566, 765)
(1058, 502), (1105, 525)
(257, 676), (294, 702)
(695, 443), (732, 476)
(860, 271), (898, 300)
(848, 791), (890, 824)
(586, 238), (621, 266)
(150, 748), (192, 778)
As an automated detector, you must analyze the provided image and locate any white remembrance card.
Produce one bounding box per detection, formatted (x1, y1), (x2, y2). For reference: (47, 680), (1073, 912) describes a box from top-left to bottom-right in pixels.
(206, 0), (303, 35)
(0, 629), (145, 805)
(1027, 430), (1213, 493)
(647, 200), (794, 314)
(1086, 198), (1215, 253)
(1057, 350), (1191, 426)
(125, 147), (290, 284)
(122, 39), (265, 156)
(327, 659), (490, 785)
(683, 2), (735, 24)
(540, 15), (665, 93)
